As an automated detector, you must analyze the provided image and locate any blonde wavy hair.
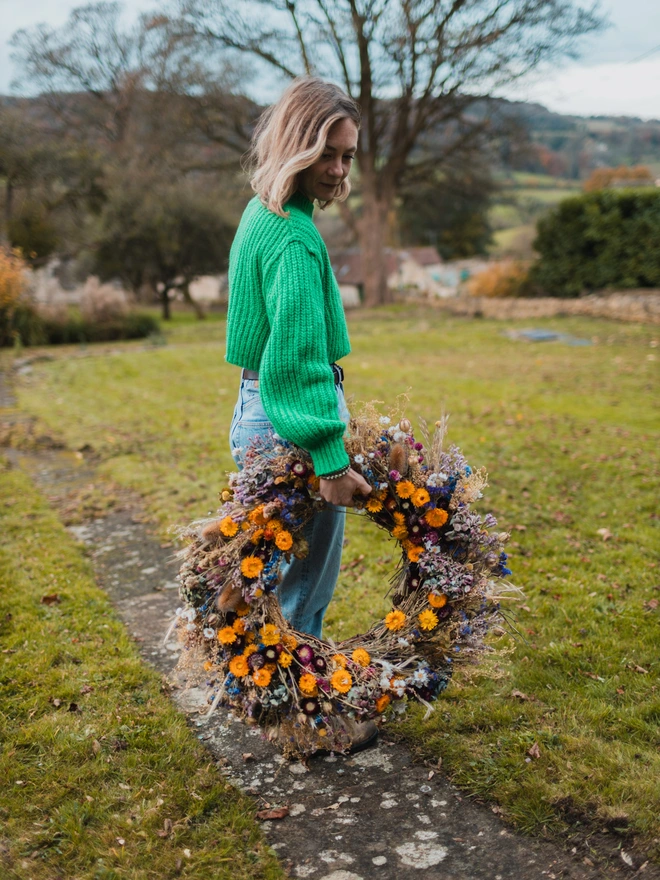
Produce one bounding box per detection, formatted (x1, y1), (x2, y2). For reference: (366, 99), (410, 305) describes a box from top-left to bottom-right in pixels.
(248, 77), (361, 217)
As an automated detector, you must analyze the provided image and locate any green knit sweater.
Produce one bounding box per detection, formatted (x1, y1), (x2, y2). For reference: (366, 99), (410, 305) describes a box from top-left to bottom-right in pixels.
(225, 191), (351, 476)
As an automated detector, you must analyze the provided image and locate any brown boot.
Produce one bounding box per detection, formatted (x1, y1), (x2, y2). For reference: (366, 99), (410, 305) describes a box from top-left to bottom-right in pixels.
(344, 719), (379, 754)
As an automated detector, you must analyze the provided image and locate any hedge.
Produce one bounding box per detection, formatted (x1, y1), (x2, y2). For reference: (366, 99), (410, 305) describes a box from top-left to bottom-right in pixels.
(532, 188), (660, 297)
(2, 306), (160, 347)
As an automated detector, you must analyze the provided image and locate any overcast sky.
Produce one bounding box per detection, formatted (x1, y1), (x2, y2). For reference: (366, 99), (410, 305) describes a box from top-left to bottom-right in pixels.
(1, 0), (659, 120)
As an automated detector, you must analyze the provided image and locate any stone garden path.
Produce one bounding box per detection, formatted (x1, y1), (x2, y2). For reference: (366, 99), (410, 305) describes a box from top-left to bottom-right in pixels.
(1, 368), (648, 880)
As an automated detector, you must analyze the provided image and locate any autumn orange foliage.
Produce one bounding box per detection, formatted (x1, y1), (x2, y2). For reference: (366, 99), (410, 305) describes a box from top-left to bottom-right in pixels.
(583, 165), (654, 193)
(466, 260), (531, 298)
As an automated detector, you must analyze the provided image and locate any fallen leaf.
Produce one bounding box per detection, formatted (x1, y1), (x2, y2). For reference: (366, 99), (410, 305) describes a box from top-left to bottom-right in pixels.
(511, 689), (535, 702)
(92, 740), (101, 754)
(80, 684), (94, 695)
(116, 838), (125, 846)
(630, 664), (649, 675)
(256, 807), (289, 821)
(49, 697), (62, 708)
(596, 527), (613, 541)
(527, 743), (541, 759)
(620, 850), (634, 867)
(41, 594), (61, 605)
(616, 688), (625, 695)
(157, 818), (173, 838)
(644, 599), (658, 611)
(241, 753), (254, 761)
(580, 670), (605, 682)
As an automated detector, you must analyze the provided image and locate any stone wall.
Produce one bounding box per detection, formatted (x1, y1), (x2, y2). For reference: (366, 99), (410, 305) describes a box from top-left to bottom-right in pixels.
(430, 290), (660, 324)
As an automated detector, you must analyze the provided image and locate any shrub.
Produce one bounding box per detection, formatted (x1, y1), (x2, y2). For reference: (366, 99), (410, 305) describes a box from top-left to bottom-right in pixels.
(532, 189), (660, 297)
(39, 312), (160, 345)
(583, 165), (654, 193)
(7, 202), (58, 265)
(466, 260), (532, 298)
(79, 276), (129, 322)
(0, 248), (29, 346)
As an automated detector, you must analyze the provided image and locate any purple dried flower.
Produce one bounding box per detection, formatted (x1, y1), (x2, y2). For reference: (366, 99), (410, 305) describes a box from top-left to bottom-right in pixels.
(291, 461), (308, 477)
(389, 470), (401, 481)
(295, 644), (315, 666)
(247, 653), (265, 672)
(414, 442), (424, 451)
(301, 697), (320, 716)
(313, 655), (328, 673)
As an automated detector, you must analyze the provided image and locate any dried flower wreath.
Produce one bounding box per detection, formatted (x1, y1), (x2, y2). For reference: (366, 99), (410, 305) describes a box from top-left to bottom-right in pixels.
(174, 405), (511, 757)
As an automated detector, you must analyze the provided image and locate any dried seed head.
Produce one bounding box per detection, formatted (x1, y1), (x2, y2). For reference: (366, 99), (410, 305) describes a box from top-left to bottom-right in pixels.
(389, 442), (409, 476)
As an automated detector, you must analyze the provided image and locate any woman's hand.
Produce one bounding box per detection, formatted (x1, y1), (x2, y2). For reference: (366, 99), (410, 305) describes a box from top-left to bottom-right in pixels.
(320, 469), (372, 507)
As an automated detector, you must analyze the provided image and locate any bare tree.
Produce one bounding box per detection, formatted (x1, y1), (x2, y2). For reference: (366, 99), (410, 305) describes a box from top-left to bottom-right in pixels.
(9, 2), (246, 172)
(174, 0), (602, 305)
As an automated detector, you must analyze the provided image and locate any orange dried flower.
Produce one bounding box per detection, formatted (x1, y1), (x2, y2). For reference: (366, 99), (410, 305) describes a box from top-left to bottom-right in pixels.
(412, 488), (430, 507)
(384, 610), (406, 631)
(330, 669), (352, 693)
(236, 601), (250, 617)
(351, 648), (371, 667)
(392, 525), (408, 541)
(395, 480), (415, 499)
(331, 653), (348, 668)
(428, 592), (448, 609)
(252, 668), (272, 687)
(232, 618), (246, 634)
(282, 634), (298, 650)
(229, 655), (249, 677)
(243, 644), (258, 656)
(217, 626), (237, 644)
(376, 694), (391, 713)
(219, 516), (239, 537)
(251, 528), (265, 544)
(425, 508), (448, 528)
(240, 556), (264, 579)
(248, 505), (267, 525)
(365, 498), (383, 513)
(275, 530), (293, 551)
(299, 673), (318, 695)
(407, 545), (424, 563)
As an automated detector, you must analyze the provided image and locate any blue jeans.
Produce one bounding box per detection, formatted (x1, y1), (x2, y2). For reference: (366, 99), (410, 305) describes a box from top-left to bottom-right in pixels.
(229, 378), (350, 639)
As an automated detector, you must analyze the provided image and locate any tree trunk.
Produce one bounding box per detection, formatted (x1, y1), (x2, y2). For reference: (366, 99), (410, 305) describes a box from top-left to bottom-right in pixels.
(161, 286), (171, 320)
(180, 279), (206, 319)
(357, 187), (392, 307)
(2, 180), (14, 244)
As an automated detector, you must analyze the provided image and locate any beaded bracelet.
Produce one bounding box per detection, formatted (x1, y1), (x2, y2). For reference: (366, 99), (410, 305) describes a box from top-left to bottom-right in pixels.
(318, 465), (351, 481)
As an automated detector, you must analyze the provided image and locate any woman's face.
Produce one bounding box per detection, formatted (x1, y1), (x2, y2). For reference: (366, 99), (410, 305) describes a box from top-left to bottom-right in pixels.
(299, 117), (358, 202)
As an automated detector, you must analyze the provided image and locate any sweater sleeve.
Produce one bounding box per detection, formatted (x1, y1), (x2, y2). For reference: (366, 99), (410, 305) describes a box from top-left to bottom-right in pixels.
(259, 239), (349, 476)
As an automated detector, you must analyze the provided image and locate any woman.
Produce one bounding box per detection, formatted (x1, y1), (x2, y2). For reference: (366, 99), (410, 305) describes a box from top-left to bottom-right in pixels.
(225, 77), (372, 644)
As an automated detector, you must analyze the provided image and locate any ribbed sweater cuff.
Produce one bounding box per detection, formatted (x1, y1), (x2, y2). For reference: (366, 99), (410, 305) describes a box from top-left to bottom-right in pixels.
(308, 437), (350, 478)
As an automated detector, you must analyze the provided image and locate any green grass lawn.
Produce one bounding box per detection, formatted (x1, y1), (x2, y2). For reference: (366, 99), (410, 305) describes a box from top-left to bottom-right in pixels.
(5, 308), (660, 855)
(0, 454), (283, 879)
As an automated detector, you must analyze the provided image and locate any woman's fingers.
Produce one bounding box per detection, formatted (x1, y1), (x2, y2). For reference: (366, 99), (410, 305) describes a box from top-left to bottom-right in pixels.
(319, 470), (372, 507)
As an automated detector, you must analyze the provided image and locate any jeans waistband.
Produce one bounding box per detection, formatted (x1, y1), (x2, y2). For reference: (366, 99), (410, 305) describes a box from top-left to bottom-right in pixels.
(241, 363), (344, 386)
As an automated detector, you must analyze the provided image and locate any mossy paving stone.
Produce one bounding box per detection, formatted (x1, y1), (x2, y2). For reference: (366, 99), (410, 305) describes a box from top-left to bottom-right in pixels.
(1, 372), (653, 880)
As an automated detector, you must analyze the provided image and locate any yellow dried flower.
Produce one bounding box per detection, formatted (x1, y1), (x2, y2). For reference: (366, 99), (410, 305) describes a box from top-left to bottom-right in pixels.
(279, 652), (293, 668)
(365, 498), (383, 513)
(260, 624), (280, 646)
(418, 609), (439, 631)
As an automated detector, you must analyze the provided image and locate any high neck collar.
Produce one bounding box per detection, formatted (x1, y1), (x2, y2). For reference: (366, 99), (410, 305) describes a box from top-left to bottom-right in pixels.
(285, 190), (314, 217)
